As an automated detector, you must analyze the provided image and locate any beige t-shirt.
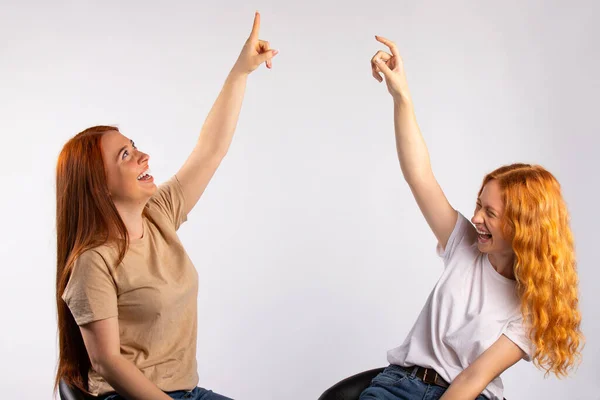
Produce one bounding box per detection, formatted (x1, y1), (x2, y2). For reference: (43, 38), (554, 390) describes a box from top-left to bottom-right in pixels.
(61, 176), (199, 396)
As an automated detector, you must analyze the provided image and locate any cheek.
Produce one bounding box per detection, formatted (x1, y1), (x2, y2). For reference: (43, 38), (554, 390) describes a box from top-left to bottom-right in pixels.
(105, 166), (133, 192)
(491, 223), (512, 246)
(104, 166), (118, 191)
(489, 222), (504, 239)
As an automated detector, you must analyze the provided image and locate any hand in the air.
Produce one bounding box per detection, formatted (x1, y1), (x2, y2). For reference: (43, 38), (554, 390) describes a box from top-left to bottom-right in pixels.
(233, 12), (278, 75)
(371, 36), (410, 101)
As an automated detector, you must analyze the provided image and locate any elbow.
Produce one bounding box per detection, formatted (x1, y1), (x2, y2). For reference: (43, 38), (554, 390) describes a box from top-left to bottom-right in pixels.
(404, 168), (434, 187)
(207, 144), (228, 160)
(91, 354), (119, 378)
(90, 357), (106, 376)
(198, 146), (228, 165)
(451, 371), (490, 396)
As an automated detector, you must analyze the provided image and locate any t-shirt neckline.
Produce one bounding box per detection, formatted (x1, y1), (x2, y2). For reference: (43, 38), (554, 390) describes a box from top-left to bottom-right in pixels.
(129, 217), (147, 245)
(484, 253), (516, 284)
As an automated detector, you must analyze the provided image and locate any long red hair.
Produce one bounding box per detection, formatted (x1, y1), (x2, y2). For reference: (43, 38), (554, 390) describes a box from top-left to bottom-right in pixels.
(54, 126), (130, 396)
(479, 163), (584, 377)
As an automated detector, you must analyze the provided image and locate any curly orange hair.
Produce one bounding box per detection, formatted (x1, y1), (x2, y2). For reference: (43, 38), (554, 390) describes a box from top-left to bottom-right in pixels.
(478, 163), (584, 377)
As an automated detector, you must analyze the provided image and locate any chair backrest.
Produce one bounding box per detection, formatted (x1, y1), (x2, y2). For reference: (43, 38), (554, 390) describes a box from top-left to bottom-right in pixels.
(319, 367), (385, 400)
(59, 379), (97, 400)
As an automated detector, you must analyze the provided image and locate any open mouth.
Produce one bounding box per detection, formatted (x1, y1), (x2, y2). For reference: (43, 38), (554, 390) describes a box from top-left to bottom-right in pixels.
(476, 229), (492, 243)
(137, 168), (153, 182)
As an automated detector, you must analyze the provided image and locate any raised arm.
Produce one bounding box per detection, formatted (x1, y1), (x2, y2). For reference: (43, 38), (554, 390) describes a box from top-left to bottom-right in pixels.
(371, 36), (457, 250)
(176, 11), (278, 216)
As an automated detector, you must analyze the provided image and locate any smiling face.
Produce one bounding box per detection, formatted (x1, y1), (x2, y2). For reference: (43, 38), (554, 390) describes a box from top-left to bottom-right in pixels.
(100, 130), (156, 207)
(471, 179), (514, 257)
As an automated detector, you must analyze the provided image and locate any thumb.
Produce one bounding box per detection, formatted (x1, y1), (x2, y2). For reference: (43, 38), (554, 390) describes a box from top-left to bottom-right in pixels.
(257, 49), (279, 65)
(374, 58), (393, 79)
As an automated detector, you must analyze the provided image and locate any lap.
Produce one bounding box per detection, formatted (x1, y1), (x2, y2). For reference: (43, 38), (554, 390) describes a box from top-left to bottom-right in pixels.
(359, 365), (489, 400)
(101, 387), (233, 400)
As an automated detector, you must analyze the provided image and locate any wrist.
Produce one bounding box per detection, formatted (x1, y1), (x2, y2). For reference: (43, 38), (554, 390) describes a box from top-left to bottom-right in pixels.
(393, 91), (413, 107)
(229, 64), (250, 79)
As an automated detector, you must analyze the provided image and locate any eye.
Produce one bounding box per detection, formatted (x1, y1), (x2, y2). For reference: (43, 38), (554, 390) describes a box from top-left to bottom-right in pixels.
(487, 210), (495, 218)
(122, 150), (129, 160)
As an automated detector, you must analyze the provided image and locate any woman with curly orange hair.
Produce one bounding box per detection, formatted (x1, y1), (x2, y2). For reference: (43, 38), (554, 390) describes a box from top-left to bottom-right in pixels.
(355, 36), (584, 400)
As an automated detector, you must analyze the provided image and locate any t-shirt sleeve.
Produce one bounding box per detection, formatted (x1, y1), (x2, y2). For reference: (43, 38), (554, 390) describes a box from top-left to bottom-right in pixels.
(147, 175), (188, 231)
(436, 211), (477, 264)
(502, 315), (534, 362)
(61, 250), (118, 326)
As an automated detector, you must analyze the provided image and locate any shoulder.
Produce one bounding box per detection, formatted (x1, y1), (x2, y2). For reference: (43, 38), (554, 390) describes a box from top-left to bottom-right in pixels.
(143, 175), (188, 230)
(455, 212), (478, 245)
(74, 248), (107, 268)
(146, 176), (184, 210)
(437, 212), (479, 261)
(73, 245), (119, 274)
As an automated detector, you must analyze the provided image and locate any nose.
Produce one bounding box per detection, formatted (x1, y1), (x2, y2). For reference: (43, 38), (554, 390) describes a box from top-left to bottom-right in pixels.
(471, 209), (484, 225)
(136, 150), (150, 164)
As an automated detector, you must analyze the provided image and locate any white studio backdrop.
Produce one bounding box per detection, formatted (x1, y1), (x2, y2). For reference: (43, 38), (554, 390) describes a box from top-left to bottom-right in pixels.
(0, 0), (598, 399)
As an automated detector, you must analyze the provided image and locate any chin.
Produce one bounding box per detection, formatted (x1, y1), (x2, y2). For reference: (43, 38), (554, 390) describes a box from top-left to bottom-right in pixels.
(144, 184), (157, 196)
(476, 242), (491, 253)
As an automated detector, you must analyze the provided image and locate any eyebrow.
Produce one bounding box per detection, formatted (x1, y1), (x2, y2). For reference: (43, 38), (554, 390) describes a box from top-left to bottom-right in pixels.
(116, 140), (134, 161)
(477, 198), (499, 214)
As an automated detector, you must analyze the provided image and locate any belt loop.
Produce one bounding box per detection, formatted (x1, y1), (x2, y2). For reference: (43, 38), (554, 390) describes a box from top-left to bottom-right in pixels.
(410, 365), (418, 378)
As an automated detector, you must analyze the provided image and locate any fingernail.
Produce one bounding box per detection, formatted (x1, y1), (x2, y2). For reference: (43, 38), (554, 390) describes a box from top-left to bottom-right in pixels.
(374, 58), (381, 63)
(273, 49), (279, 55)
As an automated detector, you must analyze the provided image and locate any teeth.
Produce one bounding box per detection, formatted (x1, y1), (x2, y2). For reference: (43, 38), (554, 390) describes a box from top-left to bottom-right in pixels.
(476, 229), (491, 236)
(137, 168), (151, 180)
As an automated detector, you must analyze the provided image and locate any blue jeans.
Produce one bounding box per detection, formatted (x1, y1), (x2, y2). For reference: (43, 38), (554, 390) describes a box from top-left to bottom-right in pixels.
(100, 387), (233, 400)
(359, 365), (489, 400)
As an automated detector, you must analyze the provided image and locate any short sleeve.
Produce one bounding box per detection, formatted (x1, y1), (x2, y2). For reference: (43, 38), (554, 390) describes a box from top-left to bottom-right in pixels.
(147, 175), (188, 230)
(436, 211), (477, 264)
(502, 316), (534, 362)
(61, 250), (118, 326)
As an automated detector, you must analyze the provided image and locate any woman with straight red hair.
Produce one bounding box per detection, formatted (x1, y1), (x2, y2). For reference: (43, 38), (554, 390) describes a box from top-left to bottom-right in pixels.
(349, 36), (584, 400)
(54, 13), (277, 400)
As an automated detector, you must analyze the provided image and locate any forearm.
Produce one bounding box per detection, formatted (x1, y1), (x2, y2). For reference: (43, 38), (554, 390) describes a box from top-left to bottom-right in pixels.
(439, 372), (489, 400)
(196, 69), (249, 159)
(95, 355), (171, 400)
(392, 95), (434, 185)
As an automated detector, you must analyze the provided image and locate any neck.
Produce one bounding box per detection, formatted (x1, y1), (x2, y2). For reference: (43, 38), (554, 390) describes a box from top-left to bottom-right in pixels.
(488, 252), (516, 280)
(114, 202), (146, 240)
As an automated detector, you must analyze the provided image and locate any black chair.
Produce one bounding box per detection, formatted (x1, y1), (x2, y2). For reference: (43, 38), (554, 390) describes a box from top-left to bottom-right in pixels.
(59, 379), (98, 400)
(318, 367), (385, 400)
(318, 367), (507, 400)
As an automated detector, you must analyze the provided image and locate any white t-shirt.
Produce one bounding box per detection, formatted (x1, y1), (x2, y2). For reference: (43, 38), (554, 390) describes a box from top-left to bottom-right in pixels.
(387, 212), (534, 400)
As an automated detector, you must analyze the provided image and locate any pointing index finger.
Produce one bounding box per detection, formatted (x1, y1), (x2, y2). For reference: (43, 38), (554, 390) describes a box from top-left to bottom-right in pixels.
(375, 35), (400, 60)
(250, 11), (261, 40)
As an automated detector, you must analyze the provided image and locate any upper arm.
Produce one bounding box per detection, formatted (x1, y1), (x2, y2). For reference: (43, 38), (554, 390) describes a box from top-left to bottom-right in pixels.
(459, 334), (525, 388)
(176, 147), (223, 216)
(80, 317), (121, 371)
(407, 170), (458, 251)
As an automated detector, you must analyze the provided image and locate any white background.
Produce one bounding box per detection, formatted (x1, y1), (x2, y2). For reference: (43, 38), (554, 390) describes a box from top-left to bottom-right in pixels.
(1, 0), (598, 399)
